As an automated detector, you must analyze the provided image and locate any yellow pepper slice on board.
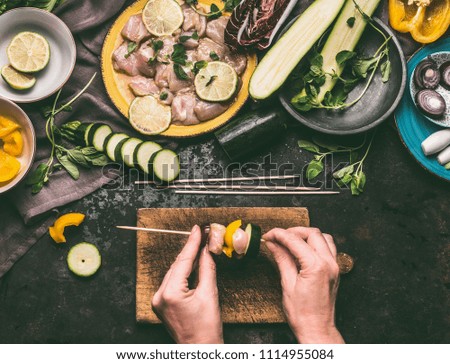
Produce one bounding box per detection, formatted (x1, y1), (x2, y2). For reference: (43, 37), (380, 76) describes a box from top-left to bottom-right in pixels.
(389, 0), (450, 44)
(2, 130), (23, 157)
(49, 213), (86, 243)
(0, 150), (21, 183)
(223, 219), (242, 258)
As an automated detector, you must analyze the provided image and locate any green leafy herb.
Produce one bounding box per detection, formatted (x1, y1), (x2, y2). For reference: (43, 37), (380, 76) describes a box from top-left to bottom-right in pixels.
(171, 44), (187, 65)
(347, 17), (356, 27)
(180, 31), (199, 43)
(210, 51), (220, 61)
(191, 31), (199, 40)
(298, 133), (375, 195)
(147, 40), (164, 64)
(1, 0), (62, 15)
(125, 42), (137, 58)
(192, 60), (207, 74)
(160, 91), (168, 101)
(26, 74), (99, 193)
(208, 3), (222, 19)
(173, 63), (189, 80)
(336, 50), (356, 66)
(224, 0), (240, 12)
(381, 59), (391, 83)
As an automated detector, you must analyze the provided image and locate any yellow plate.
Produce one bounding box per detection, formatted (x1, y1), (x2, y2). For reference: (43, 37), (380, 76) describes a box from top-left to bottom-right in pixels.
(101, 0), (257, 138)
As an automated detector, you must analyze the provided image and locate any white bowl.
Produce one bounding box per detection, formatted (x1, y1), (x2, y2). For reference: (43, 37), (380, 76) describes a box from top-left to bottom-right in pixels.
(0, 7), (76, 103)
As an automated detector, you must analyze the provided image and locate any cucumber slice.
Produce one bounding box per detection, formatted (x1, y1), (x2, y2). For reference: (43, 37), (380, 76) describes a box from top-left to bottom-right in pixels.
(88, 124), (113, 151)
(84, 124), (94, 146)
(121, 138), (142, 167)
(249, 0), (346, 99)
(150, 149), (180, 182)
(105, 133), (129, 162)
(244, 223), (261, 258)
(67, 242), (101, 277)
(135, 141), (162, 174)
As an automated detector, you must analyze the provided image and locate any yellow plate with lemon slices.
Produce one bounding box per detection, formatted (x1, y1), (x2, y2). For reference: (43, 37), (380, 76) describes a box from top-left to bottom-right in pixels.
(101, 0), (257, 138)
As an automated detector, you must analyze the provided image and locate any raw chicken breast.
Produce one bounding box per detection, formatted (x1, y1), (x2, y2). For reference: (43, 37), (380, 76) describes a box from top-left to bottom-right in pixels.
(129, 76), (160, 96)
(180, 31), (199, 49)
(224, 52), (247, 75)
(206, 17), (229, 45)
(171, 90), (200, 125)
(121, 14), (150, 44)
(155, 63), (170, 88)
(135, 43), (156, 77)
(159, 88), (174, 105)
(157, 36), (176, 63)
(194, 100), (228, 121)
(207, 223), (226, 255)
(112, 42), (140, 76)
(197, 38), (228, 61)
(182, 5), (207, 37)
(167, 65), (193, 93)
(232, 228), (249, 255)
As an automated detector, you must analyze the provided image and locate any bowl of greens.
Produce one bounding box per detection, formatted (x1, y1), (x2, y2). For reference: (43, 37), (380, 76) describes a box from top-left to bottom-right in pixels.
(277, 13), (406, 135)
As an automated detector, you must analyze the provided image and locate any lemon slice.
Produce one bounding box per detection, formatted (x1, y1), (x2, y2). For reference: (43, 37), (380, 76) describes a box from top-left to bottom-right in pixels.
(7, 32), (50, 73)
(1, 65), (36, 90)
(129, 95), (171, 135)
(194, 61), (238, 102)
(142, 0), (184, 36)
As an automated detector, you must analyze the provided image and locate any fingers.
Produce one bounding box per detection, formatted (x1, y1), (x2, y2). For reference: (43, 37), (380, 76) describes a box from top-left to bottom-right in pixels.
(265, 241), (298, 290)
(197, 246), (217, 292)
(169, 225), (203, 286)
(287, 227), (333, 258)
(263, 228), (316, 270)
(323, 234), (337, 259)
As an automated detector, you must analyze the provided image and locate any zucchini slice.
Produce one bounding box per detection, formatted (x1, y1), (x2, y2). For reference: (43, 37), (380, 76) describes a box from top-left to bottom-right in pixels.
(121, 138), (142, 168)
(84, 123), (94, 146)
(244, 223), (261, 258)
(249, 0), (346, 100)
(67, 242), (101, 277)
(105, 133), (129, 162)
(135, 141), (162, 174)
(91, 124), (113, 152)
(150, 149), (180, 183)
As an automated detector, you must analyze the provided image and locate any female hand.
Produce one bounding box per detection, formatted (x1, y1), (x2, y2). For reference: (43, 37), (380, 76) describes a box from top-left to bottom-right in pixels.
(263, 227), (344, 344)
(152, 225), (223, 344)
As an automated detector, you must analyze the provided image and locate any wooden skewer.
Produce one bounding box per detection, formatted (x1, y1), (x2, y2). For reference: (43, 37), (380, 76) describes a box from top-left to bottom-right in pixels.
(116, 225), (266, 242)
(158, 185), (320, 191)
(174, 190), (339, 195)
(135, 175), (300, 185)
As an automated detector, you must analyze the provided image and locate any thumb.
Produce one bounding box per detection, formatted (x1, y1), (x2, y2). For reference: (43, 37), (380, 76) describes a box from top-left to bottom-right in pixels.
(197, 246), (217, 292)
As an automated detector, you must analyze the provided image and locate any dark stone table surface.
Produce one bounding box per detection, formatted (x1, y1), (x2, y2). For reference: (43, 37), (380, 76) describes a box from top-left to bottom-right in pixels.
(0, 117), (449, 344)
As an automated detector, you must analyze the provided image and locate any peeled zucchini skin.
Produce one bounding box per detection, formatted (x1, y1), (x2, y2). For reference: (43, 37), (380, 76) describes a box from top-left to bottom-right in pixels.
(249, 0), (346, 100)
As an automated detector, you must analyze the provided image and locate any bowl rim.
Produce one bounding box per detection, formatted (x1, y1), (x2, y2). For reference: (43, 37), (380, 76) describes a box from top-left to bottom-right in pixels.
(408, 50), (450, 128)
(0, 7), (76, 104)
(0, 96), (36, 194)
(278, 17), (407, 135)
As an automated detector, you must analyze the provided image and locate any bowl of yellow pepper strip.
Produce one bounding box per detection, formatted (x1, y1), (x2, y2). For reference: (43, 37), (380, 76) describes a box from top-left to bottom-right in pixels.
(0, 97), (35, 194)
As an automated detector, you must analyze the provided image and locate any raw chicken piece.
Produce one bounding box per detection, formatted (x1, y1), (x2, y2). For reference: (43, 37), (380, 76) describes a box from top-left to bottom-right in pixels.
(172, 90), (200, 125)
(180, 31), (199, 49)
(197, 38), (228, 61)
(112, 42), (140, 76)
(194, 100), (228, 121)
(232, 228), (249, 255)
(206, 17), (229, 45)
(129, 76), (160, 96)
(182, 5), (207, 37)
(121, 14), (151, 44)
(159, 88), (174, 105)
(207, 223), (226, 255)
(224, 52), (247, 75)
(167, 65), (193, 93)
(155, 63), (170, 88)
(135, 43), (156, 77)
(157, 36), (176, 63)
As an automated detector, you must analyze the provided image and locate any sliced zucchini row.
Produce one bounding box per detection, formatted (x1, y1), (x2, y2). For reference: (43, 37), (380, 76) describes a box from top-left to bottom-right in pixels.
(150, 149), (180, 183)
(90, 124), (113, 152)
(121, 138), (142, 167)
(104, 133), (129, 162)
(244, 223), (261, 258)
(134, 141), (162, 174)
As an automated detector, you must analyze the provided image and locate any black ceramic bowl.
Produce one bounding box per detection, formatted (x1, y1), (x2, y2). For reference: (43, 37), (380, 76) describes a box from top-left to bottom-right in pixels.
(279, 18), (407, 135)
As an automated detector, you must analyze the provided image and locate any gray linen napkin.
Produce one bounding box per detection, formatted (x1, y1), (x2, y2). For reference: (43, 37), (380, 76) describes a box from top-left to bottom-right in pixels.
(0, 0), (422, 277)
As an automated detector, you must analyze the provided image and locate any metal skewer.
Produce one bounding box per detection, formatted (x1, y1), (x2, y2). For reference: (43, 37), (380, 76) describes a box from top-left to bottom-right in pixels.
(158, 185), (320, 191)
(174, 190), (339, 195)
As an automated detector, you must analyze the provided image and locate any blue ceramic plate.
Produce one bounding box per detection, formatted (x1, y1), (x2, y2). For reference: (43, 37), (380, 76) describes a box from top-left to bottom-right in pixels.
(395, 37), (450, 182)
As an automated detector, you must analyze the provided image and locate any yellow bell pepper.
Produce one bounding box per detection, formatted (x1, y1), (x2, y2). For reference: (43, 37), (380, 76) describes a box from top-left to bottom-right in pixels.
(0, 116), (20, 138)
(389, 0), (450, 44)
(0, 150), (21, 183)
(49, 213), (86, 243)
(223, 219), (242, 258)
(2, 130), (23, 157)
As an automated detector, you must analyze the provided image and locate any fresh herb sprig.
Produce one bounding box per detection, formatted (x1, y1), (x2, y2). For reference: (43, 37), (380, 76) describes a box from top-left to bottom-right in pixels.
(291, 2), (392, 111)
(186, 0), (239, 19)
(298, 132), (375, 195)
(26, 74), (108, 194)
(124, 42), (137, 58)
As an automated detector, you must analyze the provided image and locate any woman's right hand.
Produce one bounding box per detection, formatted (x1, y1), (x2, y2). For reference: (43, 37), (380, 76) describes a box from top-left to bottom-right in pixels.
(263, 227), (345, 344)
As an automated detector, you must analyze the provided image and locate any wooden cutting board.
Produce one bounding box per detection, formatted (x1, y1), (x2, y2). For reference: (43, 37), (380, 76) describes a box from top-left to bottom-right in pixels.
(136, 207), (310, 324)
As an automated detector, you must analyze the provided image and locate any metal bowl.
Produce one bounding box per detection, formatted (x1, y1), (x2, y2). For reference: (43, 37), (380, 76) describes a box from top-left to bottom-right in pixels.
(279, 17), (407, 135)
(0, 97), (36, 194)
